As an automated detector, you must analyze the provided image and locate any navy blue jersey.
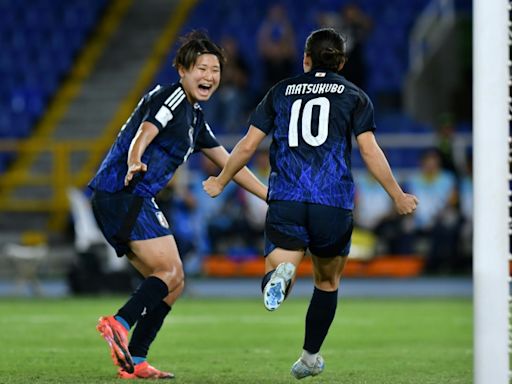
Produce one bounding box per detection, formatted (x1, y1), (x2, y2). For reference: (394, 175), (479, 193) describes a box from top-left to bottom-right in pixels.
(89, 84), (219, 197)
(249, 69), (376, 210)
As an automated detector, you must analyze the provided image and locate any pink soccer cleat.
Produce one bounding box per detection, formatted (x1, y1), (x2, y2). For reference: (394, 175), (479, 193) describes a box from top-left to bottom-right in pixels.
(96, 316), (134, 373)
(118, 361), (175, 379)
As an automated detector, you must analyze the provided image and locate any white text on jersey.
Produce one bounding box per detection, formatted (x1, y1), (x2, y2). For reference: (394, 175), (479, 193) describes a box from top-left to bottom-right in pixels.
(285, 83), (345, 96)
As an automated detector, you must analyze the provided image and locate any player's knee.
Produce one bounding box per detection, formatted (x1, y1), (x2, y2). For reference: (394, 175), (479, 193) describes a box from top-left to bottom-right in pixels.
(168, 278), (185, 297)
(154, 262), (184, 290)
(314, 275), (340, 291)
(162, 279), (185, 306)
(174, 279), (185, 295)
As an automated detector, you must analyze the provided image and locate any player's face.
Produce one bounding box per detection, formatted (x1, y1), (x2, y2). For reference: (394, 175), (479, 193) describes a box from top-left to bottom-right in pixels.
(179, 54), (221, 103)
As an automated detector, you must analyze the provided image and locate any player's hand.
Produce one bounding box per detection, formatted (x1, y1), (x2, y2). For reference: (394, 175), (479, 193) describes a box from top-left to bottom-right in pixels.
(202, 176), (224, 197)
(124, 162), (147, 186)
(393, 193), (419, 215)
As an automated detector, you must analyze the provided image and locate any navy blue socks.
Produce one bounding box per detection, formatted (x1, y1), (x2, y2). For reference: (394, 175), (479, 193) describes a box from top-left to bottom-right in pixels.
(115, 276), (169, 329)
(129, 301), (171, 359)
(303, 287), (338, 354)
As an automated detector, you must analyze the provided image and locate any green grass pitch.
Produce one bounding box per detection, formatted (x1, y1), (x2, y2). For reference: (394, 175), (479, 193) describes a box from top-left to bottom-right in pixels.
(0, 296), (471, 383)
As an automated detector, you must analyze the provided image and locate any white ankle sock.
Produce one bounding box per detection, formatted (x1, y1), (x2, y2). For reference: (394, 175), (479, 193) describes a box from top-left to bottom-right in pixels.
(301, 350), (318, 366)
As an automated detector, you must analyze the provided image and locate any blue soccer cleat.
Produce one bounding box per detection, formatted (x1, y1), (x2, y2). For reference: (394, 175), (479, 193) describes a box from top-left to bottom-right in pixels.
(290, 355), (325, 379)
(263, 262), (296, 311)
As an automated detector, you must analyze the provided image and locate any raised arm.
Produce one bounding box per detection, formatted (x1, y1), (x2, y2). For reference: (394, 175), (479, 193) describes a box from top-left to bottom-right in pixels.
(202, 126), (267, 199)
(124, 122), (159, 186)
(356, 131), (418, 214)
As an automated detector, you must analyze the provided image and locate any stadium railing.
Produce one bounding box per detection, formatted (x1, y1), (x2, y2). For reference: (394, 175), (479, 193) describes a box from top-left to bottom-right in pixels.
(0, 139), (108, 231)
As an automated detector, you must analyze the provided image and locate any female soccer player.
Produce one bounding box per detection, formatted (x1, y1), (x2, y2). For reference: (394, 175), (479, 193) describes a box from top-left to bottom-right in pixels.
(89, 31), (267, 379)
(203, 28), (418, 379)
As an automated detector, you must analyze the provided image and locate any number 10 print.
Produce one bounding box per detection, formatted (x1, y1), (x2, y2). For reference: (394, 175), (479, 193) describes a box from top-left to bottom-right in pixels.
(288, 97), (330, 147)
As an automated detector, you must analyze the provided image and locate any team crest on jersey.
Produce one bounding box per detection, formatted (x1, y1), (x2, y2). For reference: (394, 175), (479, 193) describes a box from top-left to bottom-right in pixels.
(155, 211), (169, 228)
(315, 72), (326, 77)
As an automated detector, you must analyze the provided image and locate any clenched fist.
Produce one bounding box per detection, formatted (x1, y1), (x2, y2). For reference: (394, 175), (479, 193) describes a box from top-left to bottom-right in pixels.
(393, 193), (419, 215)
(203, 176), (224, 197)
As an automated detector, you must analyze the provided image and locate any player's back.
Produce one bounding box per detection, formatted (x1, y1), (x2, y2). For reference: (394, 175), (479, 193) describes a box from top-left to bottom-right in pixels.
(253, 69), (375, 210)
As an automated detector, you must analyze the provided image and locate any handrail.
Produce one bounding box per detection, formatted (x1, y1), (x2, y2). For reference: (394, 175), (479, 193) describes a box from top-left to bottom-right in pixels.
(409, 0), (456, 74)
(0, 140), (108, 230)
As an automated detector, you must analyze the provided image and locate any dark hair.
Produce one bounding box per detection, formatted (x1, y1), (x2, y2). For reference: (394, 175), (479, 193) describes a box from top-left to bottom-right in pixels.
(173, 30), (226, 72)
(304, 28), (347, 72)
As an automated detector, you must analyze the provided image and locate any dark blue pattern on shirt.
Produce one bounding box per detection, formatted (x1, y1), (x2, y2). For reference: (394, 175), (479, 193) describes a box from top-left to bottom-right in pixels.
(249, 70), (375, 209)
(89, 83), (219, 197)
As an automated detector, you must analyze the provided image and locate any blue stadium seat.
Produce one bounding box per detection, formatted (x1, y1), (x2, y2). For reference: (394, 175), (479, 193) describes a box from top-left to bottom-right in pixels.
(0, 0), (106, 171)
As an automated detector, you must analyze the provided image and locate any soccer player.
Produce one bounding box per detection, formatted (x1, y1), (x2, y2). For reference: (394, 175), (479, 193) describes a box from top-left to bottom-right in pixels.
(88, 31), (267, 379)
(203, 28), (418, 379)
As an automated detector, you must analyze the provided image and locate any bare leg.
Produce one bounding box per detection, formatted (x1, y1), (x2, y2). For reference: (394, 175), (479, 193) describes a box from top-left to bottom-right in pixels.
(127, 235), (185, 306)
(310, 254), (348, 291)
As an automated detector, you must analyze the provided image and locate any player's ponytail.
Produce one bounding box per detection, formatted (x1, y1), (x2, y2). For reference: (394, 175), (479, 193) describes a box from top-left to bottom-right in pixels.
(305, 28), (347, 72)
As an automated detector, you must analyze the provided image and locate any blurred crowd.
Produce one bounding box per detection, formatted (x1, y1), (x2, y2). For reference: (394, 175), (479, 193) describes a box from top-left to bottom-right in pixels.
(354, 115), (473, 275)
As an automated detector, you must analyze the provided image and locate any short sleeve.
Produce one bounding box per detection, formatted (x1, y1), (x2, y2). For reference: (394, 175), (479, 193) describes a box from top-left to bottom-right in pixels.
(248, 87), (276, 134)
(195, 122), (220, 150)
(144, 86), (187, 131)
(353, 90), (376, 137)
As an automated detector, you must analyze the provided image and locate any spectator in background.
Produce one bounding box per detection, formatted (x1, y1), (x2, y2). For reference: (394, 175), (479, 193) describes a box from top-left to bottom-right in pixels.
(434, 113), (467, 177)
(257, 3), (297, 93)
(203, 36), (251, 133)
(407, 149), (460, 273)
(354, 172), (415, 255)
(164, 154), (268, 270)
(318, 3), (372, 88)
(354, 172), (393, 230)
(458, 152), (472, 266)
(186, 156), (242, 268)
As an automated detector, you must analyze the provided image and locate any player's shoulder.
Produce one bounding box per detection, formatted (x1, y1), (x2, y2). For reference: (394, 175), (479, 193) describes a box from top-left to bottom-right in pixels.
(334, 76), (373, 110)
(267, 74), (308, 101)
(145, 83), (181, 99)
(334, 75), (364, 96)
(145, 83), (188, 111)
(268, 72), (307, 93)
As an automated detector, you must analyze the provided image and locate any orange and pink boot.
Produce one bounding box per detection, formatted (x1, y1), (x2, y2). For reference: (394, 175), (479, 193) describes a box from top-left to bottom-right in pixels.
(118, 361), (175, 379)
(96, 316), (134, 374)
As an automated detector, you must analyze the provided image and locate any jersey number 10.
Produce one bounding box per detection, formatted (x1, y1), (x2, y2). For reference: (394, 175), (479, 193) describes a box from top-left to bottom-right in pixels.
(288, 96), (330, 147)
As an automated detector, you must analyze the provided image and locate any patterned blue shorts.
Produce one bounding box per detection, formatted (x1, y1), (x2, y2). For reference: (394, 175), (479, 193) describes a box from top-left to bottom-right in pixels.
(91, 189), (173, 257)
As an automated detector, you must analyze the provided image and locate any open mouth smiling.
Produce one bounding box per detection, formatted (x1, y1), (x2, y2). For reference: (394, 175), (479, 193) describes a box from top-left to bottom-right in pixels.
(199, 84), (212, 91)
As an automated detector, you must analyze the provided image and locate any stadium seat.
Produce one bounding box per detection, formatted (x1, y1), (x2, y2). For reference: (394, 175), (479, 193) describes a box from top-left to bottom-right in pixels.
(0, 0), (106, 170)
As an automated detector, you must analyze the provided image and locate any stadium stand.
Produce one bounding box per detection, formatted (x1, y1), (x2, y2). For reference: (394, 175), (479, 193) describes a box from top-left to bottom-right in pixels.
(0, 0), (472, 279)
(153, 0), (474, 174)
(0, 0), (106, 172)
(0, 0), (106, 139)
